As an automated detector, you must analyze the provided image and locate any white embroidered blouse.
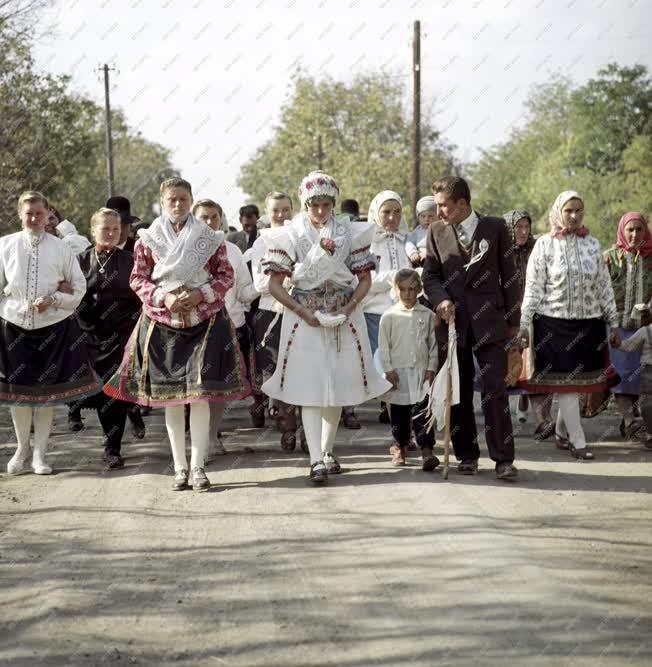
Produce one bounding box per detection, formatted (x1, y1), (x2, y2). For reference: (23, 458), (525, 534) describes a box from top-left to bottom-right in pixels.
(0, 230), (86, 330)
(520, 234), (618, 329)
(363, 233), (412, 315)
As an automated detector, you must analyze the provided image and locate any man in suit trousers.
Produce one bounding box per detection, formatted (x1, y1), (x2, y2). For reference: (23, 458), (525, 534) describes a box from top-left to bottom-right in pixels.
(422, 176), (520, 479)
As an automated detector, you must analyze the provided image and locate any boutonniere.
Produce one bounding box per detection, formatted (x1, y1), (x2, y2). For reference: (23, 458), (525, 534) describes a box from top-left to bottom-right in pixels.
(320, 238), (337, 255)
(464, 238), (489, 270)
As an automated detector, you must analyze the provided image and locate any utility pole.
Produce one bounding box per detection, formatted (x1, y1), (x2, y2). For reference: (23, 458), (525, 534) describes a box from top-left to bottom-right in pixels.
(412, 20), (421, 228)
(317, 134), (324, 170)
(98, 63), (116, 198)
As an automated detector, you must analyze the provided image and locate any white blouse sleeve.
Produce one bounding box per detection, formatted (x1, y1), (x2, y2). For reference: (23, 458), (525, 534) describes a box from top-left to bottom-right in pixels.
(52, 244), (86, 311)
(520, 237), (547, 329)
(595, 247), (619, 328)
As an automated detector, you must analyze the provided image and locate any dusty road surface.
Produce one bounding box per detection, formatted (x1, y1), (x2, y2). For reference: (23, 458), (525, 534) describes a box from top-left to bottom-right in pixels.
(1, 399), (650, 666)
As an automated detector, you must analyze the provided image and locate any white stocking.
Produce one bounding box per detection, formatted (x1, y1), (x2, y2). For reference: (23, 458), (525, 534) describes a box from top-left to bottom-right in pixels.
(557, 393), (587, 449)
(301, 406), (325, 465)
(165, 405), (187, 471)
(321, 406), (342, 458)
(32, 407), (54, 473)
(10, 406), (32, 458)
(189, 402), (210, 469)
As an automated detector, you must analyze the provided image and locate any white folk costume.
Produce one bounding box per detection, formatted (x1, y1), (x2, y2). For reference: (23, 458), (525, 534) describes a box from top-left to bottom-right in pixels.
(261, 211), (391, 407)
(520, 191), (618, 457)
(0, 229), (100, 475)
(362, 191), (412, 353)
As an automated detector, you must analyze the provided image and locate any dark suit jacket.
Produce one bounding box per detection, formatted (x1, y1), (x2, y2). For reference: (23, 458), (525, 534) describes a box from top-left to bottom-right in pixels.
(422, 214), (520, 348)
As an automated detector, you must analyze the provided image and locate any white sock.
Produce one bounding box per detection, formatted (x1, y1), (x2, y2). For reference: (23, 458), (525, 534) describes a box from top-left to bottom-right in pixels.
(301, 406), (325, 465)
(209, 402), (225, 443)
(557, 393), (587, 448)
(165, 405), (187, 471)
(189, 402), (210, 469)
(321, 406), (342, 459)
(10, 406), (32, 459)
(32, 407), (54, 471)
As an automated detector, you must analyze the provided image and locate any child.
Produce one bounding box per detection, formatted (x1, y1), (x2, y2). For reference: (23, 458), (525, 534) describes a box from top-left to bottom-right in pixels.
(378, 269), (439, 470)
(613, 305), (652, 447)
(193, 198), (259, 457)
(405, 196), (437, 267)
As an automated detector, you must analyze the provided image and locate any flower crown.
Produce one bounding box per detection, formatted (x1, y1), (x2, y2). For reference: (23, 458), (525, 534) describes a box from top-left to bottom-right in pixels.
(299, 171), (339, 207)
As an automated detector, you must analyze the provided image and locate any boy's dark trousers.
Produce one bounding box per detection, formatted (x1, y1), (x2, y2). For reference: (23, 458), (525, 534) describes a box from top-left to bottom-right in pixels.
(389, 398), (434, 449)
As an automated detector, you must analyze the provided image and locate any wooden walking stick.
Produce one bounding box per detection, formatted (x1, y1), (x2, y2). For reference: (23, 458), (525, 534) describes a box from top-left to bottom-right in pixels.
(443, 312), (455, 480)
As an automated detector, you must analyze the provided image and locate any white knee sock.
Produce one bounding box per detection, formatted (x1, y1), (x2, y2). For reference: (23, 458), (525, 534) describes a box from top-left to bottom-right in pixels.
(32, 407), (54, 472)
(321, 406), (342, 458)
(301, 406), (324, 465)
(165, 405), (187, 471)
(209, 402), (225, 443)
(189, 402), (210, 469)
(557, 393), (586, 448)
(10, 406), (32, 457)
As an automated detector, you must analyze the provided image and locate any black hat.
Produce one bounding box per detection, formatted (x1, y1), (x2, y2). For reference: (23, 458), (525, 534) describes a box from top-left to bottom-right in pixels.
(106, 196), (137, 225)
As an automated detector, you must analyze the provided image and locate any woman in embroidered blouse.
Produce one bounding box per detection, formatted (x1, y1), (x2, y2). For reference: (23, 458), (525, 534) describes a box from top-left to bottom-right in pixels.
(104, 178), (249, 492)
(261, 171), (391, 484)
(0, 191), (99, 476)
(519, 191), (620, 460)
(604, 211), (652, 440)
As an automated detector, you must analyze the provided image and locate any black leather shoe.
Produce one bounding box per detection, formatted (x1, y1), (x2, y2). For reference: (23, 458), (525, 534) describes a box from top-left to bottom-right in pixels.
(68, 412), (84, 432)
(102, 452), (124, 469)
(191, 467), (210, 492)
(457, 459), (479, 475)
(309, 462), (328, 484)
(495, 462), (518, 479)
(324, 456), (341, 474)
(172, 469), (188, 491)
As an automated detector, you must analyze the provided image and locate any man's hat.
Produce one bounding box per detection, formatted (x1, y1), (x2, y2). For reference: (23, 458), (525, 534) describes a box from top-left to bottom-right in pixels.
(106, 196), (137, 225)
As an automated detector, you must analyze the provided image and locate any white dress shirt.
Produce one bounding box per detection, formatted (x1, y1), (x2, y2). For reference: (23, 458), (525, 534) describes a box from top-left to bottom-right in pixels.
(224, 241), (259, 328)
(0, 230), (86, 330)
(454, 210), (479, 247)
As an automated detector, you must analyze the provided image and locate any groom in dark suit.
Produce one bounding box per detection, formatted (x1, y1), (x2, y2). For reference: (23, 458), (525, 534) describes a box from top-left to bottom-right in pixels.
(422, 176), (520, 479)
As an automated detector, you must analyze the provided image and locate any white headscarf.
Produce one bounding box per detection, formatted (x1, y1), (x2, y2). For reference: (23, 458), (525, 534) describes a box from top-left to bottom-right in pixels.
(549, 190), (584, 236)
(415, 195), (437, 218)
(368, 191), (409, 242)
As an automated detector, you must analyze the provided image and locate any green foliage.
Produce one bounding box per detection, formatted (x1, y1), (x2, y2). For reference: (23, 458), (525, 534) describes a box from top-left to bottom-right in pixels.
(469, 64), (652, 247)
(0, 27), (174, 235)
(237, 73), (458, 225)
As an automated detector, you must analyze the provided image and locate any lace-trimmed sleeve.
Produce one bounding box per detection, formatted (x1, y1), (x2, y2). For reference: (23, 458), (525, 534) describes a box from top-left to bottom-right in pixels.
(347, 222), (376, 275)
(260, 228), (296, 278)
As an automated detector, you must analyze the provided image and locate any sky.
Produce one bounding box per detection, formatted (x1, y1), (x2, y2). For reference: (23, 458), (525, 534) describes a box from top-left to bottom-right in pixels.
(34, 0), (652, 224)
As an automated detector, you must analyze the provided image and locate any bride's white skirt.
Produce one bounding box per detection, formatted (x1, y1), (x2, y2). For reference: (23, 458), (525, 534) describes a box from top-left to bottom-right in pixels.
(261, 307), (391, 407)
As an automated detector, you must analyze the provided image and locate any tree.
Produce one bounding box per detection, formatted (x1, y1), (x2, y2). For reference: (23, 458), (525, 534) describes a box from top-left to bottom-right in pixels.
(469, 64), (652, 247)
(237, 73), (459, 224)
(0, 21), (174, 235)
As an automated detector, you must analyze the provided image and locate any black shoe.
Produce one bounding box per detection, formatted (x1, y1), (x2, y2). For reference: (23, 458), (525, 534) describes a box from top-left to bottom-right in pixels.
(341, 410), (361, 429)
(457, 459), (479, 475)
(495, 462), (518, 479)
(378, 406), (390, 424)
(534, 420), (555, 441)
(280, 430), (296, 451)
(102, 452), (124, 469)
(128, 409), (146, 439)
(191, 467), (210, 492)
(172, 469), (188, 491)
(324, 455), (341, 474)
(68, 412), (84, 432)
(309, 461), (328, 484)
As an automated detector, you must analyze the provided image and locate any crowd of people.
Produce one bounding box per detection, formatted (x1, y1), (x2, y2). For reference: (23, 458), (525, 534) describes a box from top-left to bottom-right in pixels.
(1, 174), (650, 490)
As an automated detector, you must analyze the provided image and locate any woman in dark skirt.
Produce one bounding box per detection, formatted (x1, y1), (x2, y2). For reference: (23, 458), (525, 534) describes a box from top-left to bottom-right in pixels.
(104, 178), (249, 492)
(519, 191), (620, 460)
(1, 191), (100, 475)
(73, 208), (143, 468)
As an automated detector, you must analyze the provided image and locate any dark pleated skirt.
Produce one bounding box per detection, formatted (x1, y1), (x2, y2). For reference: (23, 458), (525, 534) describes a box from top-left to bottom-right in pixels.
(104, 311), (250, 407)
(251, 308), (282, 387)
(522, 314), (612, 393)
(0, 315), (101, 405)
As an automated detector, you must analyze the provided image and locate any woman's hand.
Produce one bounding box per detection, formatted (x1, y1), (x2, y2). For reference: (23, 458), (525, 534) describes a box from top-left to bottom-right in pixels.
(296, 305), (320, 327)
(385, 370), (399, 388)
(410, 252), (421, 266)
(58, 280), (73, 295)
(609, 330), (621, 348)
(33, 296), (54, 313)
(518, 327), (530, 349)
(177, 288), (203, 311)
(164, 293), (183, 313)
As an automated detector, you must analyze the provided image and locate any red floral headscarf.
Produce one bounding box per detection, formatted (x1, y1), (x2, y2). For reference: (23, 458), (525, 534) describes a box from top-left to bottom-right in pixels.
(615, 211), (652, 258)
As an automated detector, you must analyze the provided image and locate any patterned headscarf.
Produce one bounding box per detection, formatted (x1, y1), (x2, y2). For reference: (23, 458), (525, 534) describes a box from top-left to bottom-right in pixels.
(298, 171), (339, 208)
(549, 190), (589, 238)
(503, 209), (535, 252)
(615, 211), (652, 258)
(368, 190), (409, 242)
